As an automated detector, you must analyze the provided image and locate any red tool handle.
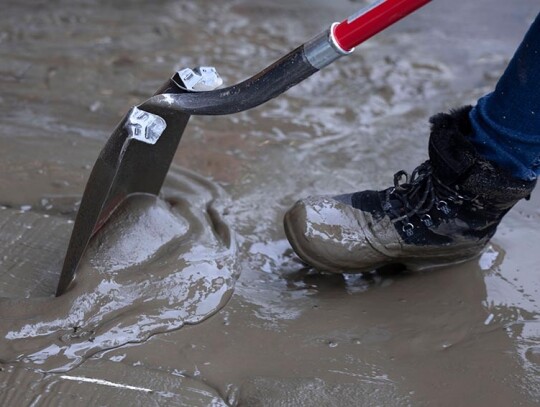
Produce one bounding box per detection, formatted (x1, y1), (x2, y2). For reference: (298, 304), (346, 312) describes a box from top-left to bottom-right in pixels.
(334, 0), (431, 52)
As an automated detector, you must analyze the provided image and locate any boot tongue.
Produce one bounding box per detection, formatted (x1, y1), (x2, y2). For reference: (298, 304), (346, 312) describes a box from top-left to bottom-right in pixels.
(428, 106), (477, 185)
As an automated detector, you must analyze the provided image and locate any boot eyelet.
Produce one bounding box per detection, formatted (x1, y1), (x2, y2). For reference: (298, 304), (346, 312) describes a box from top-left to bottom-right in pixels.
(436, 200), (451, 215)
(382, 201), (392, 211)
(402, 223), (414, 237)
(421, 214), (433, 227)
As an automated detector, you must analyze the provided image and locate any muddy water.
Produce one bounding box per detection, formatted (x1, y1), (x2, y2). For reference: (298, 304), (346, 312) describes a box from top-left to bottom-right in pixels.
(1, 0), (539, 406)
(0, 167), (237, 373)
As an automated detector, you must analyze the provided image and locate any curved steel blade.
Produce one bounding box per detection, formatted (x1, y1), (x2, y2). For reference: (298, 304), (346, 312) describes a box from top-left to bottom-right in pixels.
(56, 81), (190, 296)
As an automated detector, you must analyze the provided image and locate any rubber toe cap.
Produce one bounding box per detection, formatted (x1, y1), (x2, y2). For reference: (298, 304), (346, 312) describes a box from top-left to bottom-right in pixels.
(284, 196), (389, 272)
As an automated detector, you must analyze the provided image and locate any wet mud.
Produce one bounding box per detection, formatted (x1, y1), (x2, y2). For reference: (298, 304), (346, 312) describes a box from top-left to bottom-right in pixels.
(1, 0), (539, 406)
(0, 168), (237, 372)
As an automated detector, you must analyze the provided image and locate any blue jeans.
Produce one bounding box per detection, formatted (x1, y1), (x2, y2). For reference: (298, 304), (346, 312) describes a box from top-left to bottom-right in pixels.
(469, 12), (540, 181)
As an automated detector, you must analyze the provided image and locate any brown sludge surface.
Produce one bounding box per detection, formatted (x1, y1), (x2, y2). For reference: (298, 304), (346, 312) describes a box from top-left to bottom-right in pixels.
(1, 0), (539, 406)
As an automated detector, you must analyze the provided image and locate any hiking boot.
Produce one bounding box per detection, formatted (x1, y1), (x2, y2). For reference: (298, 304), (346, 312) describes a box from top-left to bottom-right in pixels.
(284, 106), (536, 272)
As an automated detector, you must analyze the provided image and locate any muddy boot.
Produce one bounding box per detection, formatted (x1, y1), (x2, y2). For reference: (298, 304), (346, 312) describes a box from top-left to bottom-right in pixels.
(284, 106), (536, 272)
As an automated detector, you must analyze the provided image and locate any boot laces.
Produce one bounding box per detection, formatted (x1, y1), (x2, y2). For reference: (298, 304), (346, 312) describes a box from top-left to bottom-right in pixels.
(383, 161), (469, 224)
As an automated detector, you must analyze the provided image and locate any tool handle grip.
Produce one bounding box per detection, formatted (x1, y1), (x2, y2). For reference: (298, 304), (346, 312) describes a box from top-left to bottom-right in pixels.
(334, 0), (431, 52)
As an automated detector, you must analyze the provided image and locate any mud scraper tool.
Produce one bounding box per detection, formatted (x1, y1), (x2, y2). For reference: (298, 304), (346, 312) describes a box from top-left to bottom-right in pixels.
(56, 0), (432, 295)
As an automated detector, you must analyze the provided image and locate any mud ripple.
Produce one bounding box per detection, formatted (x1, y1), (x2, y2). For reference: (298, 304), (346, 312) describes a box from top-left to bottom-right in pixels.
(0, 167), (237, 372)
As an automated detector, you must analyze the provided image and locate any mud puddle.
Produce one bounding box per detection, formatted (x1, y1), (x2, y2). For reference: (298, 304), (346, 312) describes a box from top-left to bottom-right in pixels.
(0, 167), (236, 373)
(1, 0), (539, 406)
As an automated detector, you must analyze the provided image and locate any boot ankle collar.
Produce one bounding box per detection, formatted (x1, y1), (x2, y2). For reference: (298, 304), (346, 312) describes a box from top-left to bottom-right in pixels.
(428, 106), (536, 208)
(428, 106), (477, 184)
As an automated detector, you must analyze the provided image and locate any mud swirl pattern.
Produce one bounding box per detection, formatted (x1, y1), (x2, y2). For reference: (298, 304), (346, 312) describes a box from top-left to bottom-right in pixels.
(0, 167), (237, 372)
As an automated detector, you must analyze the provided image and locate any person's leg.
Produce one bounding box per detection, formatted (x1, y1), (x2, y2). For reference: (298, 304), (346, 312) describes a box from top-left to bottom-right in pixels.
(469, 13), (540, 181)
(283, 15), (539, 273)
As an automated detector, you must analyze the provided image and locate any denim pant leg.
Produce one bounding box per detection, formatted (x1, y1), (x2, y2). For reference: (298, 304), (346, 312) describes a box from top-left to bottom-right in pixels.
(469, 12), (540, 181)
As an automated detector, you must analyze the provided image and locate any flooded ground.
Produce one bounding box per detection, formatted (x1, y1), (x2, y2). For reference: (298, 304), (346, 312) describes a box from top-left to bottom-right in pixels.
(1, 0), (539, 405)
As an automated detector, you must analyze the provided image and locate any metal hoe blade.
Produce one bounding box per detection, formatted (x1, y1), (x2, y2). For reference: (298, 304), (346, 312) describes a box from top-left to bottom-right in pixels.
(56, 46), (321, 296)
(56, 79), (191, 296)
